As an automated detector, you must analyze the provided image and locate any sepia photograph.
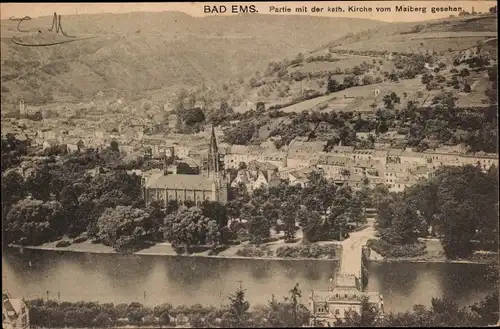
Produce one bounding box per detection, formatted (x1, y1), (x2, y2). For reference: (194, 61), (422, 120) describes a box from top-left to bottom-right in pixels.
(1, 1), (498, 327)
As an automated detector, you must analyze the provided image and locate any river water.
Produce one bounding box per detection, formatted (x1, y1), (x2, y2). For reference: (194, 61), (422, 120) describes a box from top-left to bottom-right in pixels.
(2, 248), (496, 314)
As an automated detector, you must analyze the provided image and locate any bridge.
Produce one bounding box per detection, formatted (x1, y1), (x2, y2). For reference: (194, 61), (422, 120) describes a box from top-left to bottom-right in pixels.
(308, 209), (383, 326)
(339, 210), (378, 284)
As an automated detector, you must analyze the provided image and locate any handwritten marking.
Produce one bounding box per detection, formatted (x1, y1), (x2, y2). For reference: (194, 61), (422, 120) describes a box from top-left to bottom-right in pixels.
(9, 12), (97, 47)
(11, 36), (99, 47)
(9, 15), (33, 33)
(48, 12), (75, 38)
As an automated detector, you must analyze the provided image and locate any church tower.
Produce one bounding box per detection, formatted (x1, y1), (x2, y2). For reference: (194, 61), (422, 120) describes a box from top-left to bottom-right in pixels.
(207, 125), (220, 177)
(19, 99), (25, 116)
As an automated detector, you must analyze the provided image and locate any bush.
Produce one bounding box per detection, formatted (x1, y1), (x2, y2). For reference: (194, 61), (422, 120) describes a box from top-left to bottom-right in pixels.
(235, 245), (273, 258)
(366, 239), (426, 258)
(72, 237), (88, 244)
(56, 240), (71, 248)
(275, 243), (340, 259)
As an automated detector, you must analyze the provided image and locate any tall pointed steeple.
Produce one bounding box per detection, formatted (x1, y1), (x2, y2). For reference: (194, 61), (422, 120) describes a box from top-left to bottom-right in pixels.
(207, 125), (220, 176)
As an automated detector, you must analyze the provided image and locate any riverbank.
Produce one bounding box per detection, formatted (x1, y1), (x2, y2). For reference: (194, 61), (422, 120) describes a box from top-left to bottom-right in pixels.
(10, 241), (497, 265)
(366, 238), (498, 265)
(8, 236), (342, 262)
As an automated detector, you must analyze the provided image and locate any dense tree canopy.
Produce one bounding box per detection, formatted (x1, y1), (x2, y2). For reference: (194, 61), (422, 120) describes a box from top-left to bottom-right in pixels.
(376, 165), (499, 259)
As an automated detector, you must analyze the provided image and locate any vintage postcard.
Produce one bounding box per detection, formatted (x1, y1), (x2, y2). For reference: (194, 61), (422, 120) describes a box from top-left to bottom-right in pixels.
(1, 1), (498, 328)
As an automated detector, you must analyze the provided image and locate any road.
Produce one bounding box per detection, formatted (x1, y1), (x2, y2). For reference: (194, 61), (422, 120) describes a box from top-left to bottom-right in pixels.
(339, 217), (377, 277)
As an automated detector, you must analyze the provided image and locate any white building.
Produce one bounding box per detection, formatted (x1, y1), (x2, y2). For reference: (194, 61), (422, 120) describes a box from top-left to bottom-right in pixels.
(309, 274), (382, 327)
(2, 293), (29, 329)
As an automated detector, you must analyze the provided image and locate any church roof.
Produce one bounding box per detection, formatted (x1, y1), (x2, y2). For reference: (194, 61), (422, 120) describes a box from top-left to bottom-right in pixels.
(145, 173), (216, 190)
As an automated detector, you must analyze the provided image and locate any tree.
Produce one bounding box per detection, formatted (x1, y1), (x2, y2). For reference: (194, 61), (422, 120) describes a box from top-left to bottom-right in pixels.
(262, 200), (280, 230)
(163, 206), (217, 253)
(223, 120), (258, 145)
(327, 78), (342, 93)
(381, 203), (420, 245)
(4, 198), (62, 246)
(289, 283), (302, 326)
(1, 170), (25, 218)
(223, 285), (251, 328)
(243, 203), (270, 245)
(279, 201), (298, 242)
(93, 312), (111, 327)
(362, 75), (374, 85)
(95, 205), (151, 251)
(382, 92), (401, 109)
(421, 73), (433, 84)
(438, 200), (476, 259)
(256, 102), (266, 113)
(343, 74), (360, 88)
(179, 107), (205, 126)
(201, 200), (228, 231)
(471, 291), (499, 326)
(297, 208), (322, 243)
(376, 196), (396, 230)
(25, 163), (61, 202)
(110, 140), (119, 153)
(1, 133), (29, 172)
(337, 295), (380, 326)
(263, 286), (310, 327)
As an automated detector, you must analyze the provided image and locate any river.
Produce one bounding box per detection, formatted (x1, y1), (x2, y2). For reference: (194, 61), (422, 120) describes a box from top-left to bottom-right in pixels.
(2, 248), (495, 314)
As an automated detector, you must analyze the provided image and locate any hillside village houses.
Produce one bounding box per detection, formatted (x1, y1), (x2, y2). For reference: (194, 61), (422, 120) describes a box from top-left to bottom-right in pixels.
(4, 114), (498, 194)
(2, 97), (498, 195)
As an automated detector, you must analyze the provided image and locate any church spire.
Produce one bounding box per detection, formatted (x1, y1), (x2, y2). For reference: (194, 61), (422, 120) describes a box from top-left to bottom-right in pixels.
(208, 125), (219, 176)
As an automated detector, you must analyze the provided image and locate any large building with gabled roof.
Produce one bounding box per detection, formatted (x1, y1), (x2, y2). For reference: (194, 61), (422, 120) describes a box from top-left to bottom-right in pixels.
(143, 127), (229, 206)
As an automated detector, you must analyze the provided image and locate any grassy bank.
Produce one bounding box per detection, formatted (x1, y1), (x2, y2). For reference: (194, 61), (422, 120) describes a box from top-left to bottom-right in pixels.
(9, 237), (342, 261)
(366, 238), (499, 264)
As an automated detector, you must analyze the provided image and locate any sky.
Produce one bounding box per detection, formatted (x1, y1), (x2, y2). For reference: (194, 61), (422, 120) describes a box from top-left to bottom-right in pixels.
(1, 1), (497, 22)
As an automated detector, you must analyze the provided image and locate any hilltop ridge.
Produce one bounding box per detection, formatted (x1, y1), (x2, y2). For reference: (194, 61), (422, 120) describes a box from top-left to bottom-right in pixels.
(0, 12), (384, 108)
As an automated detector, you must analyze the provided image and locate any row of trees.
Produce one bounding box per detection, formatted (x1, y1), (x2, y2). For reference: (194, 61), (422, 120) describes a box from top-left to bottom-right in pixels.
(157, 173), (368, 253)
(2, 132), (368, 252)
(26, 283), (309, 328)
(25, 281), (499, 328)
(374, 165), (499, 259)
(263, 88), (497, 153)
(2, 144), (145, 247)
(337, 290), (499, 327)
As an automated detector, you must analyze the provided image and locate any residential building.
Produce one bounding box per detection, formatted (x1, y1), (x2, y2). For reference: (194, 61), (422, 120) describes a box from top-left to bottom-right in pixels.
(224, 145), (265, 169)
(459, 153), (498, 171)
(2, 293), (29, 329)
(66, 139), (85, 153)
(231, 161), (281, 192)
(316, 155), (351, 179)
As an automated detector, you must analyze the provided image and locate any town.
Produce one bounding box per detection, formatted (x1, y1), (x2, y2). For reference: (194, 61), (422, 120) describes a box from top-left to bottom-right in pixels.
(1, 4), (499, 329)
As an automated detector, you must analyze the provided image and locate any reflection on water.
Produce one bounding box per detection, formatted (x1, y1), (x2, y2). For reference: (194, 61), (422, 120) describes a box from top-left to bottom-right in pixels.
(2, 248), (495, 313)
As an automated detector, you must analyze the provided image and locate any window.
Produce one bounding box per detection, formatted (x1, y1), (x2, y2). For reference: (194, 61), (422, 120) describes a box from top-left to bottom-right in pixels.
(335, 293), (339, 298)
(353, 294), (357, 298)
(335, 309), (340, 315)
(344, 294), (348, 298)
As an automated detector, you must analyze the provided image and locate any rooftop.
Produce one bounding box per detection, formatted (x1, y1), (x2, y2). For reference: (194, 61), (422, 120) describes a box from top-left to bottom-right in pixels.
(317, 155), (350, 166)
(145, 173), (218, 190)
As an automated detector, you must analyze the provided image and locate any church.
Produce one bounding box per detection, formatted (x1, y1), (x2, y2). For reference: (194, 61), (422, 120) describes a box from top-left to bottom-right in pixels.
(143, 127), (229, 206)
